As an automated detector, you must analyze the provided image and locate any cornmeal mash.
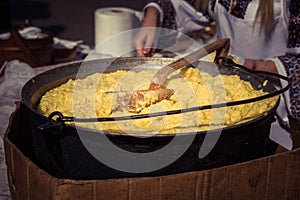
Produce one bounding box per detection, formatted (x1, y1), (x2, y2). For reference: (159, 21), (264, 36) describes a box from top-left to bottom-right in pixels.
(37, 67), (278, 134)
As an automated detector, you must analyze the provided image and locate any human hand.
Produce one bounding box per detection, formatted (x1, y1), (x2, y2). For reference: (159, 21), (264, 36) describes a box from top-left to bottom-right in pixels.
(243, 59), (278, 74)
(132, 6), (160, 57)
(133, 27), (156, 57)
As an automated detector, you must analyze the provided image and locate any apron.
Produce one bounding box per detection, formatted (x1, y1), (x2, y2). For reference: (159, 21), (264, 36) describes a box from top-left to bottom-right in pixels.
(171, 0), (289, 58)
(211, 0), (289, 59)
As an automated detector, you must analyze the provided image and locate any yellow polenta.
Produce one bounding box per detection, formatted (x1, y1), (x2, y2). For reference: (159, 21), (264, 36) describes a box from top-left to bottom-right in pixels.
(37, 67), (278, 134)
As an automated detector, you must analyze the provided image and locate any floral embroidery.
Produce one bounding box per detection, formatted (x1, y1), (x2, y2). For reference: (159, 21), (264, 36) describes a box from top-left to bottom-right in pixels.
(211, 0), (217, 12)
(231, 0), (253, 19)
(147, 0), (204, 30)
(279, 54), (300, 117)
(218, 0), (230, 12)
(287, 0), (300, 48)
(279, 0), (300, 117)
(147, 0), (177, 29)
(218, 0), (252, 19)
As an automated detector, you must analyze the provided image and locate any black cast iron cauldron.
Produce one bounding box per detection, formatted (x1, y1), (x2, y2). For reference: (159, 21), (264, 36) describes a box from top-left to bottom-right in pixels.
(21, 57), (287, 180)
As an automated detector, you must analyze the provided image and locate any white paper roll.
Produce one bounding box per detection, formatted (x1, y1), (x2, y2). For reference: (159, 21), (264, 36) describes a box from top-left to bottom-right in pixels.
(94, 7), (142, 57)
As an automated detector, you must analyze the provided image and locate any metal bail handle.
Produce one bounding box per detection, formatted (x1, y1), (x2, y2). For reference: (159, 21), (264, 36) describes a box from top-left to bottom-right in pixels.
(38, 57), (290, 123)
(38, 111), (66, 136)
(216, 56), (290, 84)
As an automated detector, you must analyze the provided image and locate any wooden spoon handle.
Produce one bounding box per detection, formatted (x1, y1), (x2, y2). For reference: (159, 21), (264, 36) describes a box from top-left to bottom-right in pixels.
(150, 38), (230, 89)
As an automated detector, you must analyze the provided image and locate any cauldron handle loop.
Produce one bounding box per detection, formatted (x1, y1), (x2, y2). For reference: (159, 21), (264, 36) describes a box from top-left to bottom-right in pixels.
(38, 111), (66, 136)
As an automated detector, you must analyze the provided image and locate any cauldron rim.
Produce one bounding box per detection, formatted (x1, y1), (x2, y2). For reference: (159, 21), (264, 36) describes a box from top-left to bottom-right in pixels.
(21, 57), (280, 138)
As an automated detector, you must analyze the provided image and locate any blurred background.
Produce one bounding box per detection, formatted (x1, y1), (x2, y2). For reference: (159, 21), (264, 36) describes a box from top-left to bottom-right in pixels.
(1, 0), (147, 46)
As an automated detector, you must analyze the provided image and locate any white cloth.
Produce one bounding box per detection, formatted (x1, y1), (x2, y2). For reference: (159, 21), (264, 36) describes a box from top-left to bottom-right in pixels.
(212, 0), (289, 59)
(169, 0), (290, 58)
(0, 60), (39, 200)
(171, 0), (211, 33)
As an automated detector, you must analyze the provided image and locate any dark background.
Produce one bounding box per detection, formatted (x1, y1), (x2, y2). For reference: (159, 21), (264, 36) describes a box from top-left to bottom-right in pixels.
(1, 0), (147, 46)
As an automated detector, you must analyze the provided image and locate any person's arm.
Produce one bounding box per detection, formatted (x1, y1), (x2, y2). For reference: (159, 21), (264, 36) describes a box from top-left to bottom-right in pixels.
(132, 6), (161, 56)
(281, 0), (300, 118)
(278, 54), (300, 118)
(133, 0), (177, 56)
(243, 59), (278, 74)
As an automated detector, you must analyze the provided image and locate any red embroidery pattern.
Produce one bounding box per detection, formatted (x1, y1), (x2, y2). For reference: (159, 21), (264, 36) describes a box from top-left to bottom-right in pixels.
(287, 0), (300, 48)
(230, 0), (253, 19)
(279, 54), (300, 117)
(218, 0), (252, 19)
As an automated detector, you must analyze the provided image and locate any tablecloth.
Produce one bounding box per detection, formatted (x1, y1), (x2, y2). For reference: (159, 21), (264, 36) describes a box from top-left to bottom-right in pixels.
(0, 59), (82, 199)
